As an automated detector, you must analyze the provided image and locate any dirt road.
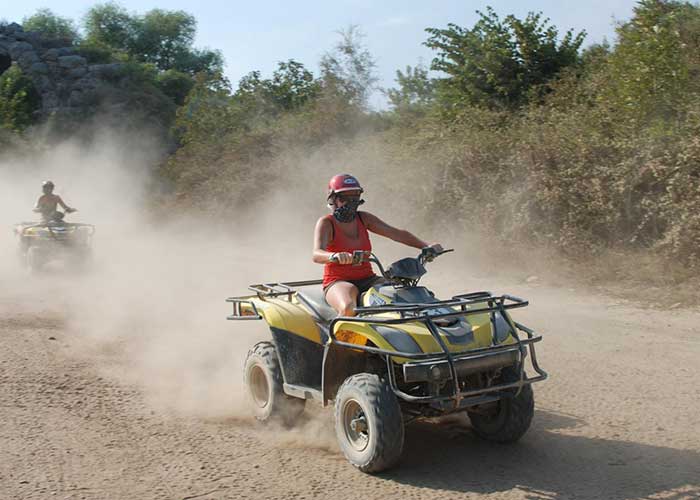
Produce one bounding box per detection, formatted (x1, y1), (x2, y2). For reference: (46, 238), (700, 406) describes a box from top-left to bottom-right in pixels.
(1, 275), (699, 500)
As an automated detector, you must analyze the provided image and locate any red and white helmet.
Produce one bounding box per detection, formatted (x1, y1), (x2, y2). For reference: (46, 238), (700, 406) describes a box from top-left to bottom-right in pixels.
(327, 174), (363, 200)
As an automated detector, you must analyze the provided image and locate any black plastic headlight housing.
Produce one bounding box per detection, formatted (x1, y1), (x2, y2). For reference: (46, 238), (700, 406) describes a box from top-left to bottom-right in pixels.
(371, 325), (422, 354)
(493, 311), (514, 343)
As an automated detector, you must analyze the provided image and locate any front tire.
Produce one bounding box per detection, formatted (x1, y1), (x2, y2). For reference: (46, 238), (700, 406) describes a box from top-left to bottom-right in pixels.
(334, 373), (404, 473)
(26, 246), (43, 273)
(68, 247), (93, 272)
(467, 366), (534, 443)
(243, 341), (305, 426)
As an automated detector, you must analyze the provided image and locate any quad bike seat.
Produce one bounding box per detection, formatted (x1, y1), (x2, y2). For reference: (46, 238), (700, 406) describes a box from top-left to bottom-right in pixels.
(297, 287), (338, 324)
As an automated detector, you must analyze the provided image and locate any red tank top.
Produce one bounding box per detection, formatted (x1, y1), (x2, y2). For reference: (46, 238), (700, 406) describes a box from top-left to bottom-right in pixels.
(323, 213), (375, 287)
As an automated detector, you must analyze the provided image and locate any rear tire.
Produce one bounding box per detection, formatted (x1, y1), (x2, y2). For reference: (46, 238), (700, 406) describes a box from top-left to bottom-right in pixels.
(17, 237), (30, 268)
(467, 366), (534, 443)
(243, 341), (305, 426)
(334, 373), (404, 473)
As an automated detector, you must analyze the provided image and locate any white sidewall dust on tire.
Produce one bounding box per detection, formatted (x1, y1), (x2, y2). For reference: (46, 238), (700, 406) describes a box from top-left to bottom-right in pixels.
(246, 362), (272, 410)
(243, 341), (305, 425)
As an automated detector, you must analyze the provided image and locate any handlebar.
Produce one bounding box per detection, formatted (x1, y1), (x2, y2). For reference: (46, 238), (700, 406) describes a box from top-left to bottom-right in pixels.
(329, 248), (454, 267)
(420, 247), (454, 263)
(328, 250), (371, 266)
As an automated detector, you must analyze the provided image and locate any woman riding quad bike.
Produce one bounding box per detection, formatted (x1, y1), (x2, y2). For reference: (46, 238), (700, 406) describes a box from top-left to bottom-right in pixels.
(314, 174), (443, 317)
(228, 176), (548, 473)
(15, 186), (92, 272)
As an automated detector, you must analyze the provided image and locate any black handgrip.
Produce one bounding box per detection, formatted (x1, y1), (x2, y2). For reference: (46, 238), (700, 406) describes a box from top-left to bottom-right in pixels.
(352, 250), (369, 266)
(421, 247), (454, 262)
(329, 250), (370, 265)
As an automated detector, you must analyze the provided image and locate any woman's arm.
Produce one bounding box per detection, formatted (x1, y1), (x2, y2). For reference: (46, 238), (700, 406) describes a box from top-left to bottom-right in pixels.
(56, 196), (69, 210)
(313, 217), (352, 264)
(360, 212), (430, 249)
(56, 196), (75, 212)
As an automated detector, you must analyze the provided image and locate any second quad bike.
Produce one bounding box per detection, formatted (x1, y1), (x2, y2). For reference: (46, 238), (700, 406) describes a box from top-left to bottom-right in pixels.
(227, 248), (547, 473)
(14, 211), (94, 273)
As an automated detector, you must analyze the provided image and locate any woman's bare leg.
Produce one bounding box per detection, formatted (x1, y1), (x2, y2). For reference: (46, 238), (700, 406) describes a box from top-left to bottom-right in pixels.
(325, 281), (359, 316)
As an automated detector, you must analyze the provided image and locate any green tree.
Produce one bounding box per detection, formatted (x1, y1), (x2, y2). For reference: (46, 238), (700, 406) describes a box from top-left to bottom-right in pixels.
(173, 72), (235, 146)
(425, 7), (585, 109)
(580, 41), (611, 74)
(156, 69), (195, 105)
(234, 60), (320, 116)
(320, 26), (378, 108)
(83, 2), (132, 53)
(83, 3), (223, 75)
(129, 9), (195, 70)
(171, 47), (223, 75)
(601, 0), (700, 126)
(23, 8), (79, 44)
(0, 64), (41, 131)
(267, 60), (320, 110)
(386, 64), (436, 112)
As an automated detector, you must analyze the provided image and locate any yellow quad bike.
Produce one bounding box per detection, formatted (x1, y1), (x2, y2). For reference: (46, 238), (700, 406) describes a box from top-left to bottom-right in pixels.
(14, 211), (95, 273)
(227, 248), (547, 473)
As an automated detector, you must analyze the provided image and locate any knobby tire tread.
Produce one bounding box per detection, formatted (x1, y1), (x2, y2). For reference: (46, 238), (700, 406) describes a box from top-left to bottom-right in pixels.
(335, 373), (404, 473)
(469, 367), (534, 443)
(245, 341), (304, 425)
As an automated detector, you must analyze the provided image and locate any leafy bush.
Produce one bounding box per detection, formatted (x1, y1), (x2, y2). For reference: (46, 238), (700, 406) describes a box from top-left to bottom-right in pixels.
(156, 69), (194, 105)
(0, 64), (41, 131)
(74, 42), (117, 64)
(425, 8), (585, 110)
(22, 8), (79, 44)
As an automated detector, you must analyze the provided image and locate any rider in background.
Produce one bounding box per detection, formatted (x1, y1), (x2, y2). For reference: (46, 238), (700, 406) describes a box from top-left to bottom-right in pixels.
(313, 174), (443, 317)
(34, 181), (75, 221)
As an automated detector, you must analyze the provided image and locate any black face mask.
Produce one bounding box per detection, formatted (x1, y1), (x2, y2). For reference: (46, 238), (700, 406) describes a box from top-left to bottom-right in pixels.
(333, 199), (364, 223)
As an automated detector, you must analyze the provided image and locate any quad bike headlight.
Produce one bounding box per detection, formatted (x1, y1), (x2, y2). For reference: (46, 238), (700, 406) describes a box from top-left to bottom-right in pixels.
(371, 326), (422, 354)
(403, 360), (451, 383)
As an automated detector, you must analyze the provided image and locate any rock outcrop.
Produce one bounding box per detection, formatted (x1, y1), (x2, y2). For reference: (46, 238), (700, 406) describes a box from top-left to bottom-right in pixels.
(0, 23), (132, 121)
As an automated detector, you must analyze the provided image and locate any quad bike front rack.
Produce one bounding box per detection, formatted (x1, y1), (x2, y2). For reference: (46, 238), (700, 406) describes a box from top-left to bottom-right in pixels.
(329, 293), (547, 409)
(15, 222), (96, 238)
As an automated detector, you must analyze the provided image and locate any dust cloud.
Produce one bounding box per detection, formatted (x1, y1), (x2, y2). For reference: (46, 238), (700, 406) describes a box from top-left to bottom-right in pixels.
(0, 128), (266, 419)
(1, 126), (475, 450)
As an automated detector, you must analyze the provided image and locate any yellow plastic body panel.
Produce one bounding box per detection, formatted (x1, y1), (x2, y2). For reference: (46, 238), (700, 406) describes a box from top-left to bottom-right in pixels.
(241, 296), (323, 344)
(239, 292), (517, 362)
(333, 313), (513, 360)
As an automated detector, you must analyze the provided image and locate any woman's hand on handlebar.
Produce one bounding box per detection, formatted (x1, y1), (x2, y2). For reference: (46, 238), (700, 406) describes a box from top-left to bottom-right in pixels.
(422, 243), (445, 257)
(427, 243), (444, 254)
(421, 243), (452, 262)
(329, 252), (353, 265)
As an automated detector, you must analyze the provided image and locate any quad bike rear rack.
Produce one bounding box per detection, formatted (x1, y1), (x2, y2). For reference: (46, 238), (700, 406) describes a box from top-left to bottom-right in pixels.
(227, 282), (548, 409)
(227, 279), (324, 319)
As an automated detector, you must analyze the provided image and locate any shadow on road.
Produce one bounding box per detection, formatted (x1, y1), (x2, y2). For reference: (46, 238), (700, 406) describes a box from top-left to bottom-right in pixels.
(381, 409), (700, 500)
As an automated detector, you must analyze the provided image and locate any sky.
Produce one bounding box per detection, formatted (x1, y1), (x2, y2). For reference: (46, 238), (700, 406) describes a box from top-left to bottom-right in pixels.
(3, 0), (641, 108)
